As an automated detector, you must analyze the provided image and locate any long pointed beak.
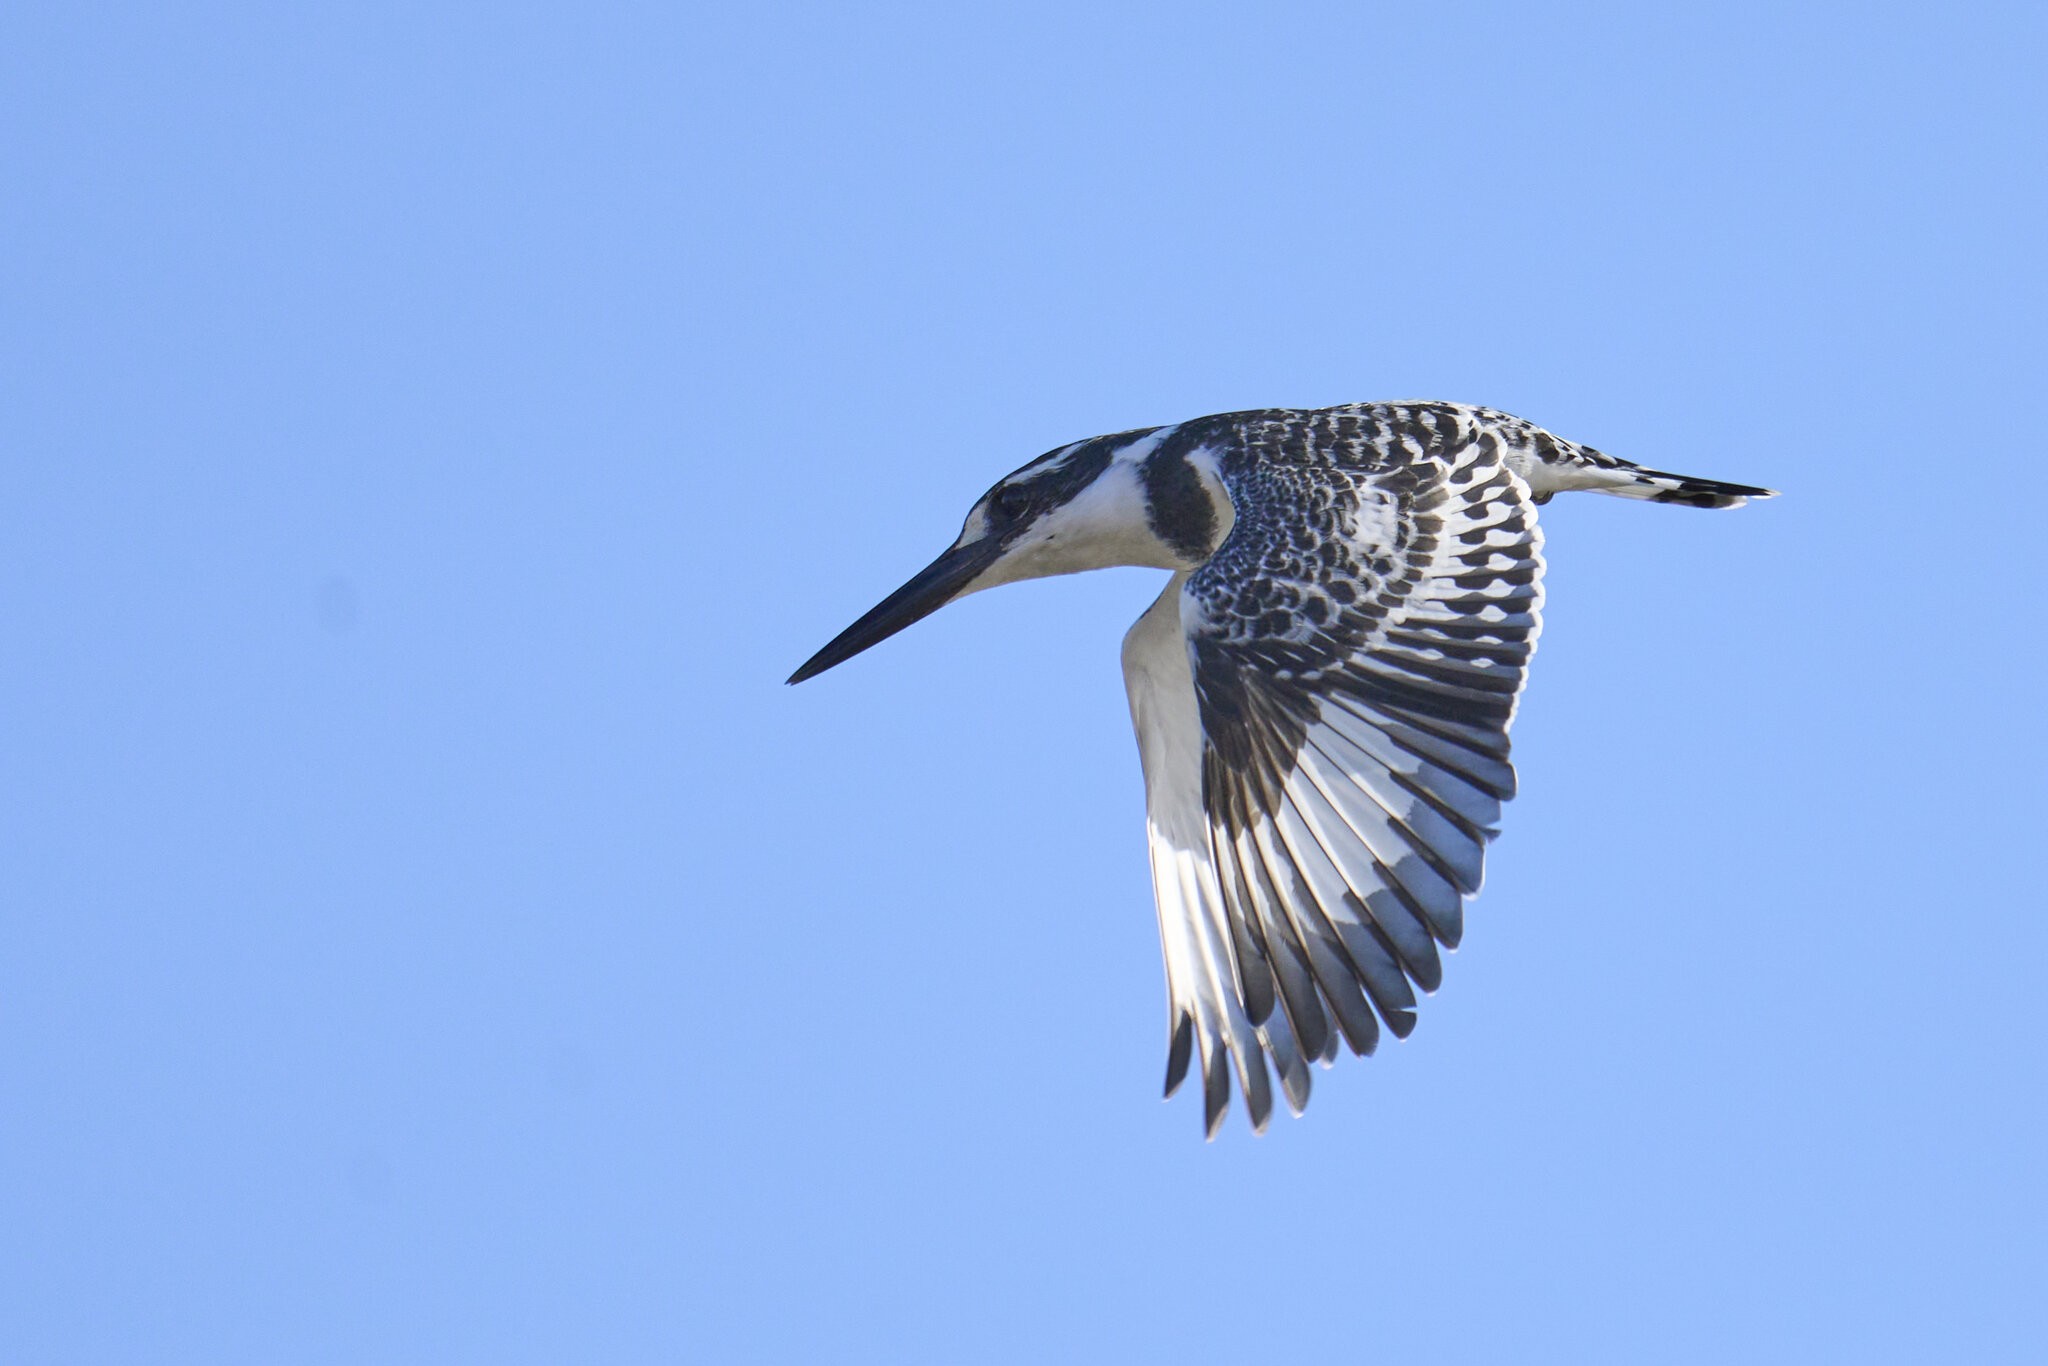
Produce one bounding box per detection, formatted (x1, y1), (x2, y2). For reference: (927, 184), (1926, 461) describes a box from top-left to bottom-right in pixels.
(786, 535), (1005, 684)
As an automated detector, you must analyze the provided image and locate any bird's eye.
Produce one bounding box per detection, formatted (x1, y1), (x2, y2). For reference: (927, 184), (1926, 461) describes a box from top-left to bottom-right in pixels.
(993, 485), (1033, 522)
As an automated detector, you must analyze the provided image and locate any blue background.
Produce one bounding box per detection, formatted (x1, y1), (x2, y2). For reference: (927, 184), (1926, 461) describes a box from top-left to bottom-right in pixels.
(6, 3), (2044, 1361)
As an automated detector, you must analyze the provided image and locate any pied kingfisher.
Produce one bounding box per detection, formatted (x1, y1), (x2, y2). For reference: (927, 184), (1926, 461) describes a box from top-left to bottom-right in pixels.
(789, 402), (1774, 1137)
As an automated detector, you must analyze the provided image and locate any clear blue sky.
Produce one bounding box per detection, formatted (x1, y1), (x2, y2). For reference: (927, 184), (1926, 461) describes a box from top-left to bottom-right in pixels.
(5, 3), (2044, 1362)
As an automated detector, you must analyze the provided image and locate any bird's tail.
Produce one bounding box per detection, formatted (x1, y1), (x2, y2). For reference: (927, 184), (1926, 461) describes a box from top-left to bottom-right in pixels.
(1509, 420), (1778, 508)
(1596, 465), (1778, 509)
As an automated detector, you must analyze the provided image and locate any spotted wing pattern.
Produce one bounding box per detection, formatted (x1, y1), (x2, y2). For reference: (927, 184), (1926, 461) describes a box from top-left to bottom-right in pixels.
(1162, 404), (1545, 1135)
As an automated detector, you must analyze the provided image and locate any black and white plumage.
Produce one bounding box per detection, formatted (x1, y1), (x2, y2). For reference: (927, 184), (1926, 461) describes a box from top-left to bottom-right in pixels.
(790, 402), (1773, 1136)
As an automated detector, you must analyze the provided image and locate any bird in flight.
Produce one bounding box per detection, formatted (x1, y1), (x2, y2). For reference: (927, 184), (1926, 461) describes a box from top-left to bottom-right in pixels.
(789, 402), (1773, 1136)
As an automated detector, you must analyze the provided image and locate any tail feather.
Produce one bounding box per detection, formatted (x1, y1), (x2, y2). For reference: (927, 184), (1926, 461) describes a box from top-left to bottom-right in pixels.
(1499, 416), (1778, 509)
(1600, 466), (1778, 509)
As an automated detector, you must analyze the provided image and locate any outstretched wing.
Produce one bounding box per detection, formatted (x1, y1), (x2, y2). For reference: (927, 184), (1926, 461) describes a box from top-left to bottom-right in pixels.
(1131, 404), (1545, 1136)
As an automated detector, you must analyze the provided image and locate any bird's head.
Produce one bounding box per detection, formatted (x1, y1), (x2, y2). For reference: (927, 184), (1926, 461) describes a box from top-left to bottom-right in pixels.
(788, 427), (1208, 684)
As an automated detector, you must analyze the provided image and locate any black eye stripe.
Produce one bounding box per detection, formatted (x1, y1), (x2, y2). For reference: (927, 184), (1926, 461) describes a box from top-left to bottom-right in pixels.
(987, 434), (1130, 528)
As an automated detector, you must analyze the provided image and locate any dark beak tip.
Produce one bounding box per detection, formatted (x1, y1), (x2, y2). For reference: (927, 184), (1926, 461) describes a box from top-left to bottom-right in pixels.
(785, 638), (859, 686)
